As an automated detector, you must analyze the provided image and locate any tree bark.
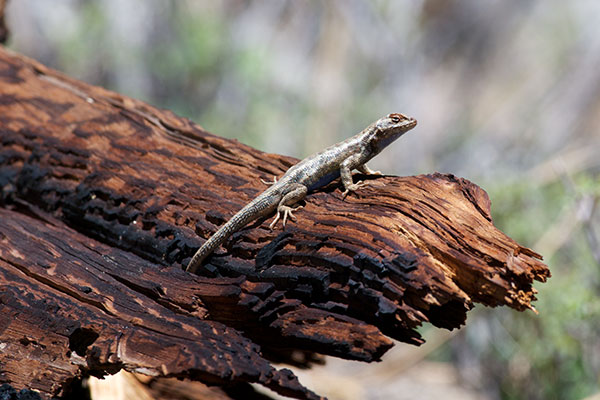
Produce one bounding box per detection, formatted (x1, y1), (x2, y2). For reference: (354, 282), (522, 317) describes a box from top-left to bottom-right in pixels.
(0, 47), (550, 399)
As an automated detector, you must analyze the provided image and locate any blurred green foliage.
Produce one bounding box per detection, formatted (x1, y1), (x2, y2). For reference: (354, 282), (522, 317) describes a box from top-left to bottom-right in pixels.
(479, 171), (600, 400)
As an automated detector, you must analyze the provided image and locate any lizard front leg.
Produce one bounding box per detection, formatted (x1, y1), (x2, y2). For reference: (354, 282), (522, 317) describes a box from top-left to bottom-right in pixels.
(269, 183), (308, 229)
(340, 154), (368, 197)
(357, 164), (382, 176)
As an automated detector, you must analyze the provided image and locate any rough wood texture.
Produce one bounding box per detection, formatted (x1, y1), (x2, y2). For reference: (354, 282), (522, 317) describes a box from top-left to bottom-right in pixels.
(0, 46), (550, 399)
(0, 206), (319, 400)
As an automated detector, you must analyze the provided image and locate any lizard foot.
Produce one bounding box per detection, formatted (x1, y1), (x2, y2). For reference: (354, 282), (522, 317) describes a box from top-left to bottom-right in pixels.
(269, 205), (303, 230)
(342, 181), (367, 199)
(261, 176), (278, 185)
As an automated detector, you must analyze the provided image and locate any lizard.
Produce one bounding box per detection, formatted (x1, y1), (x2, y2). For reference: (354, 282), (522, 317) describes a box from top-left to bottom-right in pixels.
(186, 113), (417, 273)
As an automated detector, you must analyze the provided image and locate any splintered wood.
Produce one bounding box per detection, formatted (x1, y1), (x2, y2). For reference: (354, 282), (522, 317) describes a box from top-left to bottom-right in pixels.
(0, 47), (549, 399)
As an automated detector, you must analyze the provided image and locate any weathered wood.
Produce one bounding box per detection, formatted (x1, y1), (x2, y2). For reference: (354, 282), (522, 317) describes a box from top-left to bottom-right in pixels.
(0, 46), (550, 399)
(0, 207), (321, 399)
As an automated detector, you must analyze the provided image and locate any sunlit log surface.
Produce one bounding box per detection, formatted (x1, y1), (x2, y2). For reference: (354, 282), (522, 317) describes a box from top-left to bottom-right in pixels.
(0, 47), (550, 399)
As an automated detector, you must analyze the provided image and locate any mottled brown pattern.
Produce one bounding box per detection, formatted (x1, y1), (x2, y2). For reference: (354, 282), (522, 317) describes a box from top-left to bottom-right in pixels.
(0, 47), (549, 399)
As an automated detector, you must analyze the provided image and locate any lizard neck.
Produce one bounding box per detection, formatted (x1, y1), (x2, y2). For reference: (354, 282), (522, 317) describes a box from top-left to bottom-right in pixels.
(360, 125), (385, 158)
(365, 125), (405, 155)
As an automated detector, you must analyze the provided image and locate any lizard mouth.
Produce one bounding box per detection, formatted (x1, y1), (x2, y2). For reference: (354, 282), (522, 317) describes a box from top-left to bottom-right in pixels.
(400, 117), (417, 131)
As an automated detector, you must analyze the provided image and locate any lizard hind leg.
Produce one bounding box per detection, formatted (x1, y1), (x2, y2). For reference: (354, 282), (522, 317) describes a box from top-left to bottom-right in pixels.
(269, 183), (308, 230)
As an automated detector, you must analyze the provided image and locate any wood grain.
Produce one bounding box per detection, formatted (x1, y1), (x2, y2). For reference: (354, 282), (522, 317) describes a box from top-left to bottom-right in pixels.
(0, 47), (549, 399)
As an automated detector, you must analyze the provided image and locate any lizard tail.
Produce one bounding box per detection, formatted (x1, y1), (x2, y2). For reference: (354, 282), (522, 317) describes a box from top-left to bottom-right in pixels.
(186, 194), (277, 273)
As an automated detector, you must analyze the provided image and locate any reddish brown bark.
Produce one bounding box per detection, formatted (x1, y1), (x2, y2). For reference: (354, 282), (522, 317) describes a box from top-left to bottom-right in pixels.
(0, 47), (549, 399)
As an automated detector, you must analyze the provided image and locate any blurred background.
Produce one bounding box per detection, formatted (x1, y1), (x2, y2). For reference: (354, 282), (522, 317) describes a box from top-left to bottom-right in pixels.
(5, 1), (600, 399)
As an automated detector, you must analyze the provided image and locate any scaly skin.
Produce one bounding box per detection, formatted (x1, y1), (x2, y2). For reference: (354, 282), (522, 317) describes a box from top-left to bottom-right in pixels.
(186, 113), (417, 273)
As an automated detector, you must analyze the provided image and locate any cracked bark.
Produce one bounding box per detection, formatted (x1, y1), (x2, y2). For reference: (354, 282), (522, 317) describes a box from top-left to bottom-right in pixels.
(0, 46), (550, 399)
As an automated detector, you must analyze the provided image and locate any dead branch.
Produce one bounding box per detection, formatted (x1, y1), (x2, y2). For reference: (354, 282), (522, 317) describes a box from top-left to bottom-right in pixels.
(0, 47), (549, 399)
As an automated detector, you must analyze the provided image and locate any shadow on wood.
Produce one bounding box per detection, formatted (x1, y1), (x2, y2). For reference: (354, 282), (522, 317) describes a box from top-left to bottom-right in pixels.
(0, 47), (549, 399)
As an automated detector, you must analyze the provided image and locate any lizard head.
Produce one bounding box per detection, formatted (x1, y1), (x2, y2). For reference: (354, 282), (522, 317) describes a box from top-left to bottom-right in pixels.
(376, 113), (417, 134)
(369, 113), (417, 151)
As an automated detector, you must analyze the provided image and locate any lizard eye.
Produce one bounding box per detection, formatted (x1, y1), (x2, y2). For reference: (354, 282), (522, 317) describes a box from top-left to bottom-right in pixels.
(391, 116), (401, 123)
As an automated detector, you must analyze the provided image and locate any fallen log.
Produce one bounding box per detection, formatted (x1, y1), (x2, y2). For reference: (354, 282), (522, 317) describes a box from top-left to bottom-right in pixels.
(0, 47), (549, 399)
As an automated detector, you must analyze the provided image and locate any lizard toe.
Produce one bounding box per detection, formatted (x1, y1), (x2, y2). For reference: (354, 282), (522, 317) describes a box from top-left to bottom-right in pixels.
(280, 206), (299, 228)
(268, 213), (281, 230)
(342, 181), (366, 198)
(261, 176), (278, 186)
